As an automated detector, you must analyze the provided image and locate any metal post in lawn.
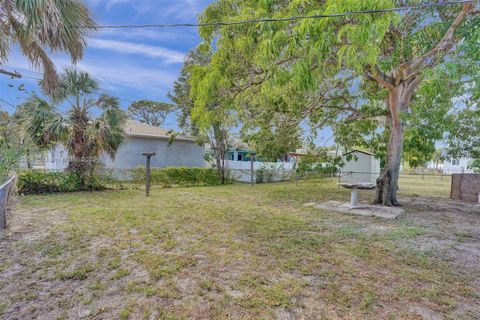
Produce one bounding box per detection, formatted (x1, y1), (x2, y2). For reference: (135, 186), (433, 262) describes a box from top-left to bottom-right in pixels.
(142, 153), (156, 197)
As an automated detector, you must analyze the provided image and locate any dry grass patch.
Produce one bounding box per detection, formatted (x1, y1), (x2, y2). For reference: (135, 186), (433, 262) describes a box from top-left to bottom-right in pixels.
(0, 178), (478, 319)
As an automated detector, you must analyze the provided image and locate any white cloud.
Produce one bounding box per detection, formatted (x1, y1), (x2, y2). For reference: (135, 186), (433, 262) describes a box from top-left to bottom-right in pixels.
(5, 54), (178, 95)
(97, 28), (196, 43)
(88, 38), (185, 64)
(74, 60), (177, 91)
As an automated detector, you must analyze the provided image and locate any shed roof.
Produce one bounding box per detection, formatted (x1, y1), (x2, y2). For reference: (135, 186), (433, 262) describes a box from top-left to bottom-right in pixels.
(125, 120), (196, 142)
(342, 149), (376, 157)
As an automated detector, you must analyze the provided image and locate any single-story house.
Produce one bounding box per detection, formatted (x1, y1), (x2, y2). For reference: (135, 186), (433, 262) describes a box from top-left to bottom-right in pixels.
(45, 120), (205, 170)
(341, 149), (380, 185)
(225, 148), (256, 162)
(428, 157), (475, 174)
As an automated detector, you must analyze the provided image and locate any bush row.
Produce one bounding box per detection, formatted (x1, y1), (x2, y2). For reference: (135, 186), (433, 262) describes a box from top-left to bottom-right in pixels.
(131, 166), (221, 187)
(17, 167), (223, 194)
(17, 170), (82, 194)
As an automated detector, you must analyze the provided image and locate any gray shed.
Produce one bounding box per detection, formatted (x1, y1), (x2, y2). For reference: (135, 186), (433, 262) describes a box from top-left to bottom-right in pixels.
(341, 150), (380, 185)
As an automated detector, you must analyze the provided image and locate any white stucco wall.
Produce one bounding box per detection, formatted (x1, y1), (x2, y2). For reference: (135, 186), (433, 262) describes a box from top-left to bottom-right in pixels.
(99, 136), (205, 169)
(45, 136), (205, 171)
(45, 144), (69, 170)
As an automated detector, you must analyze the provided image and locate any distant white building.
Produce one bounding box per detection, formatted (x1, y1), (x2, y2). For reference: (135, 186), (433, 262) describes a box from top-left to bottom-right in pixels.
(428, 157), (475, 174)
(341, 150), (380, 185)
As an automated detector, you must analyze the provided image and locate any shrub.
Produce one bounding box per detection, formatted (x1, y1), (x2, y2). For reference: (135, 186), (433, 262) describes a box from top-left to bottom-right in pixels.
(255, 167), (276, 183)
(131, 167), (221, 187)
(17, 170), (81, 194)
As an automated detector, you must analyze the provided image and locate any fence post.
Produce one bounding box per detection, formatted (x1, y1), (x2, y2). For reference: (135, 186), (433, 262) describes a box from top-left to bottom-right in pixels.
(338, 170), (341, 189)
(249, 152), (256, 186)
(142, 153), (156, 197)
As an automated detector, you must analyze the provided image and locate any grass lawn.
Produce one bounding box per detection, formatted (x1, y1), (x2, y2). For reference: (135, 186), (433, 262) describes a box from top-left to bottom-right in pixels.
(0, 176), (479, 319)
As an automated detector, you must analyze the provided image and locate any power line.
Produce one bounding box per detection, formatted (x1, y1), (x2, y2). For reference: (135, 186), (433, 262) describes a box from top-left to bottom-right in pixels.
(90, 0), (475, 29)
(0, 67), (183, 114)
(0, 97), (15, 108)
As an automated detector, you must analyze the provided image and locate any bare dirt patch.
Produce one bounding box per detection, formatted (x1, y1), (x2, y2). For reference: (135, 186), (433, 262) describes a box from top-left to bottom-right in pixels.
(0, 182), (479, 319)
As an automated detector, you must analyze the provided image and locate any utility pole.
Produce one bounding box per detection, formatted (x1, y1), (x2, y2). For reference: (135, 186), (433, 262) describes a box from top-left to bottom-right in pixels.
(142, 153), (156, 197)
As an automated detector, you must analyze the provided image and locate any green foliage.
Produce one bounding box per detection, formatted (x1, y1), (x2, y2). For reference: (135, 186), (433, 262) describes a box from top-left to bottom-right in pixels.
(17, 169), (109, 194)
(1, 0), (95, 95)
(295, 148), (342, 176)
(17, 170), (81, 194)
(170, 48), (232, 184)
(131, 167), (222, 188)
(448, 105), (480, 160)
(127, 100), (174, 127)
(20, 68), (127, 187)
(255, 166), (276, 184)
(468, 159), (480, 173)
(168, 48), (210, 136)
(192, 0), (478, 204)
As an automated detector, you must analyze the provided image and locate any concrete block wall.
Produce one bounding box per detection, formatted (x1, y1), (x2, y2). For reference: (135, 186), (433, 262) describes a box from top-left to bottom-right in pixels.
(450, 174), (480, 203)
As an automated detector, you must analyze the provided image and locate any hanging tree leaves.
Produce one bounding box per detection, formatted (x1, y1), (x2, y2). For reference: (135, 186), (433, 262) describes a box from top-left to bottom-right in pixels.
(190, 0), (479, 205)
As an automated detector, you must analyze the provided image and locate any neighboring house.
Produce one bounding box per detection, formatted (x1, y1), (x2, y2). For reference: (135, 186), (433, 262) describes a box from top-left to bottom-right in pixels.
(433, 157), (474, 174)
(45, 120), (204, 170)
(225, 148), (256, 162)
(287, 148), (307, 163)
(341, 150), (380, 185)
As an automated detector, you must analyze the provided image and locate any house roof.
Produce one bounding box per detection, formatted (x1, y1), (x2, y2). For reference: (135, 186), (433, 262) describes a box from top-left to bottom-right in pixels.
(342, 149), (376, 157)
(125, 120), (196, 142)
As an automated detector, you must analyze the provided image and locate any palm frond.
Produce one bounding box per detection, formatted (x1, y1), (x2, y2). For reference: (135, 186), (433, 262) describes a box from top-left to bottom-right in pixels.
(18, 94), (67, 148)
(89, 94), (127, 158)
(2, 0), (95, 95)
(55, 67), (98, 103)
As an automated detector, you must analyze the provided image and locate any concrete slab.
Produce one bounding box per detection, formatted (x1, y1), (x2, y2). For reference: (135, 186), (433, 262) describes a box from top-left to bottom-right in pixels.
(305, 200), (404, 219)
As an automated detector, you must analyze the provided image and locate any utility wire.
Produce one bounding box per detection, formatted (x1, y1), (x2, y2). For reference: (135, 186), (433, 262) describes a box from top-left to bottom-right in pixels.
(1, 67), (184, 116)
(0, 97), (15, 108)
(90, 0), (476, 29)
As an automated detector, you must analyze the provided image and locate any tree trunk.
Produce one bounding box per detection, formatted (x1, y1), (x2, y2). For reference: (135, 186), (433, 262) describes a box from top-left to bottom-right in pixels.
(212, 123), (228, 184)
(26, 148), (32, 169)
(66, 107), (92, 189)
(374, 80), (418, 206)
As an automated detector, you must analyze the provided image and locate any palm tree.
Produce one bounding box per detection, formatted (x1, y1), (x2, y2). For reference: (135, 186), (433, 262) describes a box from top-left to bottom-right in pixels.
(0, 0), (95, 95)
(20, 68), (127, 188)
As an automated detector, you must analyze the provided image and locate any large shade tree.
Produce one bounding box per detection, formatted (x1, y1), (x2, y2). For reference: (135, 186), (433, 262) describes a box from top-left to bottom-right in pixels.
(20, 68), (127, 187)
(0, 0), (95, 95)
(191, 0), (479, 205)
(127, 100), (174, 127)
(169, 48), (233, 184)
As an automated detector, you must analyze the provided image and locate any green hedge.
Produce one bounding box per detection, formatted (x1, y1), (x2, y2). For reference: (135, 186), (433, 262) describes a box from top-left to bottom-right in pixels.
(131, 167), (221, 187)
(17, 170), (82, 194)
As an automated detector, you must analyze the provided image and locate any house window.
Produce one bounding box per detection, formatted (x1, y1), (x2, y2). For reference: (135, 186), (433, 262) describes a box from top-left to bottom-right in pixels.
(238, 154), (243, 161)
(452, 159), (460, 166)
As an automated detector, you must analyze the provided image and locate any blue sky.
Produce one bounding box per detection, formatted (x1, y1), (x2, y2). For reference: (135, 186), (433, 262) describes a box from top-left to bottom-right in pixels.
(0, 0), (334, 145)
(0, 0), (213, 128)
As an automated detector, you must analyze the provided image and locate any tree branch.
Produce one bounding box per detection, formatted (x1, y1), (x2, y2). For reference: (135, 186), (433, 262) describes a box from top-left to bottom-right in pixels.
(364, 65), (395, 89)
(405, 3), (473, 77)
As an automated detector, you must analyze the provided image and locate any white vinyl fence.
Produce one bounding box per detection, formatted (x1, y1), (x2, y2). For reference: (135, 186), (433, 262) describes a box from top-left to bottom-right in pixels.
(225, 160), (296, 183)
